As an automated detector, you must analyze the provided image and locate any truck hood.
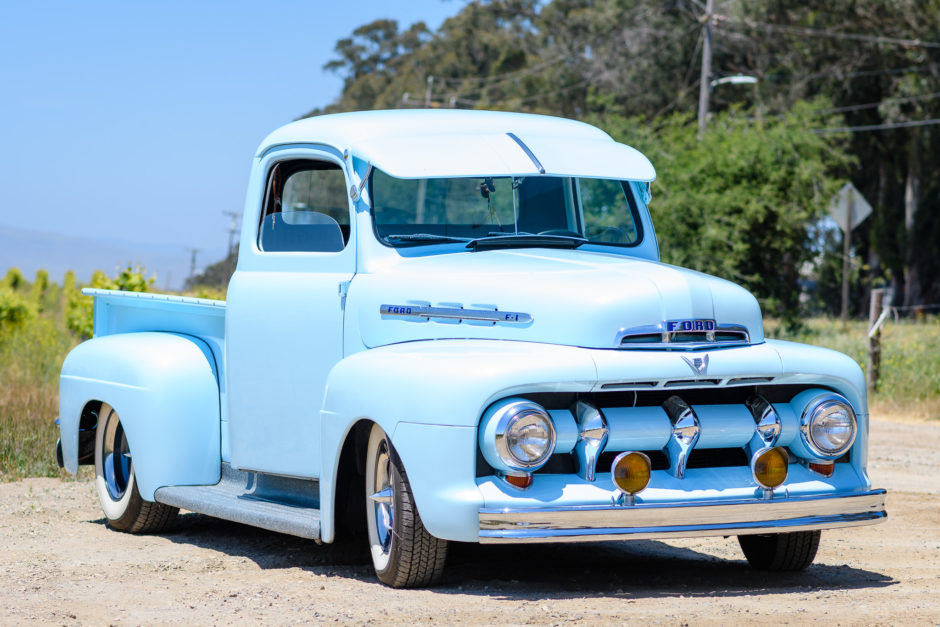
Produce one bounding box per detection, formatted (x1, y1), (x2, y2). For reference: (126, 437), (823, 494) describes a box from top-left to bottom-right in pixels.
(351, 248), (764, 350)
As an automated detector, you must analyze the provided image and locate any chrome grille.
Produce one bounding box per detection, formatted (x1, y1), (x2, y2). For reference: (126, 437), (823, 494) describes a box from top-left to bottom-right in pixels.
(477, 384), (824, 479)
(617, 324), (750, 350)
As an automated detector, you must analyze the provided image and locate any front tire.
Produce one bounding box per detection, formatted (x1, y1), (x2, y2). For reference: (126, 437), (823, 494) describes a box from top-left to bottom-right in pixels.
(738, 530), (821, 571)
(94, 403), (178, 533)
(364, 424), (447, 587)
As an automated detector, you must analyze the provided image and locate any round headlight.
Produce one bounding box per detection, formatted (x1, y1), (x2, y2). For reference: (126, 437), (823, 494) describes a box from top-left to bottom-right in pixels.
(801, 394), (857, 457)
(494, 401), (556, 470)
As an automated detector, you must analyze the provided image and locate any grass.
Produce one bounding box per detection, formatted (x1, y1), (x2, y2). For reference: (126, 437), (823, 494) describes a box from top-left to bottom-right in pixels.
(1, 267), (938, 480)
(0, 297), (79, 481)
(766, 316), (940, 421)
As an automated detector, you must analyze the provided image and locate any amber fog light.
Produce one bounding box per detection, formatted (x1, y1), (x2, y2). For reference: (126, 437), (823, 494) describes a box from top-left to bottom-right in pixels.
(751, 447), (788, 489)
(611, 451), (651, 495)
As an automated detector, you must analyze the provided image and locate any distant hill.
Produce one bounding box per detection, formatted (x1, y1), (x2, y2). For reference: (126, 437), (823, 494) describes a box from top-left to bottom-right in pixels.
(0, 226), (226, 291)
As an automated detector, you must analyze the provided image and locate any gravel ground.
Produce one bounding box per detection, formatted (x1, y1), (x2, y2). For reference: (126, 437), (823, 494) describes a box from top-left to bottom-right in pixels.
(1, 417), (937, 626)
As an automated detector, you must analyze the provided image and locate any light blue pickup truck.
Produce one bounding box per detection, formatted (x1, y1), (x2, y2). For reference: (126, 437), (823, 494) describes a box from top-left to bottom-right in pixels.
(57, 110), (885, 587)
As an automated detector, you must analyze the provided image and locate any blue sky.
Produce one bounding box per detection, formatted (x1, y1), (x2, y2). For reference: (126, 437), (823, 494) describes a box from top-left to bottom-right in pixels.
(0, 1), (462, 284)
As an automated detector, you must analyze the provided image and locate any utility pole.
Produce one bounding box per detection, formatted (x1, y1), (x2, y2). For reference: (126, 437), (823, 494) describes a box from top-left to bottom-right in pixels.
(224, 211), (240, 257)
(224, 210), (240, 282)
(185, 247), (200, 286)
(696, 0), (714, 139)
(425, 76), (434, 108)
(841, 191), (852, 327)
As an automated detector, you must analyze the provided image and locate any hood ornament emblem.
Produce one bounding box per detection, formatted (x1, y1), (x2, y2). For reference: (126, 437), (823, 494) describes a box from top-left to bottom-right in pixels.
(681, 353), (710, 376)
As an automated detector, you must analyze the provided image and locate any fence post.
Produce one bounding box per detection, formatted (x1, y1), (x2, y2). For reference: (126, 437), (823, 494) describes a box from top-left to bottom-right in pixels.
(867, 288), (886, 391)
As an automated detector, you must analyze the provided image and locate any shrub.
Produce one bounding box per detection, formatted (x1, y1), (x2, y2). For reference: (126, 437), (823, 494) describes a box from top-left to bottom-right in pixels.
(0, 287), (35, 334)
(65, 266), (153, 339)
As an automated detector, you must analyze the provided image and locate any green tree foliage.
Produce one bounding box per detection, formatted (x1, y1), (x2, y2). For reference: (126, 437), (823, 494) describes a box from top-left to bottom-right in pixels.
(313, 0), (940, 315)
(185, 247), (236, 292)
(2, 268), (25, 291)
(600, 102), (852, 325)
(65, 266), (153, 339)
(63, 270), (76, 295)
(28, 269), (49, 312)
(0, 288), (35, 334)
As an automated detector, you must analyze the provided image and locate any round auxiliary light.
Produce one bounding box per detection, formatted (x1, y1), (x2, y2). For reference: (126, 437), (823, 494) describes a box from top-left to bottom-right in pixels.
(494, 401), (556, 470)
(611, 451), (651, 495)
(751, 446), (789, 489)
(800, 394), (857, 458)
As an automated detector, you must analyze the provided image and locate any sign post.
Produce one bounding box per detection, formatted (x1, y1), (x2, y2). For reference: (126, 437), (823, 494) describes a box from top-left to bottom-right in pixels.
(829, 183), (872, 326)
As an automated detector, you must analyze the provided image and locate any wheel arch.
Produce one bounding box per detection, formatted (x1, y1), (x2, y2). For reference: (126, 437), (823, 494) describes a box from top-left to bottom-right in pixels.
(58, 332), (222, 499)
(317, 341), (596, 544)
(331, 418), (372, 544)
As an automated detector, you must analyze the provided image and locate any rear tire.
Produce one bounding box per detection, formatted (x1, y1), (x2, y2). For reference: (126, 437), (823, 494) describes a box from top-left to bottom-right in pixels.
(738, 530), (821, 571)
(365, 424), (447, 587)
(94, 403), (178, 533)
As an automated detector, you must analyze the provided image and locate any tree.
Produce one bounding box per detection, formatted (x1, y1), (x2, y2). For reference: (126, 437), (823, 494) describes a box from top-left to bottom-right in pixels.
(599, 102), (853, 325)
(312, 0), (940, 313)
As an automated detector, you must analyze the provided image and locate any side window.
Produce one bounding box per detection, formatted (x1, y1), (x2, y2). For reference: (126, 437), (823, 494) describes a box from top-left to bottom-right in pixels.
(258, 160), (349, 252)
(579, 179), (640, 245)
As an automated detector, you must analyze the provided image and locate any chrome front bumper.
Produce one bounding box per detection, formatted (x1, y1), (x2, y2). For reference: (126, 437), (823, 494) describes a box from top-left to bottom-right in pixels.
(478, 489), (886, 543)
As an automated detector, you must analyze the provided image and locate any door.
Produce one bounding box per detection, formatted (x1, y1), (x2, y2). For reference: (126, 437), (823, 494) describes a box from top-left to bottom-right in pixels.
(225, 151), (354, 477)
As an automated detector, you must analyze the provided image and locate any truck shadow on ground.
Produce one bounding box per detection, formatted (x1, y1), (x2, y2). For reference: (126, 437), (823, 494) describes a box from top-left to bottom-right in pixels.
(103, 513), (896, 600)
(439, 541), (896, 600)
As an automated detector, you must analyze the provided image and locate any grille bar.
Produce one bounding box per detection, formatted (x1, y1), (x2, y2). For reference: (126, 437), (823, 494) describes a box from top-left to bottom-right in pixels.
(617, 323), (750, 350)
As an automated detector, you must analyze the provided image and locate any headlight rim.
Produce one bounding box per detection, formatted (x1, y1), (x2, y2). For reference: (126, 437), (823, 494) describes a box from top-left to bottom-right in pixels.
(493, 401), (557, 471)
(800, 393), (857, 458)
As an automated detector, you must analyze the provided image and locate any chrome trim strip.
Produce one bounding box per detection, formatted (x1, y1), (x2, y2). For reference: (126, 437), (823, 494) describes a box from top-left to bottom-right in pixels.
(380, 304), (533, 324)
(478, 489), (886, 543)
(506, 132), (545, 174)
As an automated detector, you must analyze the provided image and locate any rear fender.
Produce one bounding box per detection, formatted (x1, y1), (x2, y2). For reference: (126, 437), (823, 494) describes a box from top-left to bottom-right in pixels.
(58, 332), (221, 500)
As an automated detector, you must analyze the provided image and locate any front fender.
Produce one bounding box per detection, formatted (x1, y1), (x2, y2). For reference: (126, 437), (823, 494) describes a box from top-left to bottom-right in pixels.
(318, 339), (598, 542)
(58, 332), (221, 500)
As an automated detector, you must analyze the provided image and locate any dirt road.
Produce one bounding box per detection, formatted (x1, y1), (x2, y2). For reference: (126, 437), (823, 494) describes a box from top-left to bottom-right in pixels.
(2, 417), (937, 625)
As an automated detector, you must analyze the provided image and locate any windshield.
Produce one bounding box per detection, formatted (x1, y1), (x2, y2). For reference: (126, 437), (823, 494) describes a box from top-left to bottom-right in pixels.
(370, 169), (642, 248)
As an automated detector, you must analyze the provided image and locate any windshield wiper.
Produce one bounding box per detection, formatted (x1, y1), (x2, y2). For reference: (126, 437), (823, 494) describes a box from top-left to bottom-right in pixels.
(385, 233), (471, 244)
(466, 233), (588, 251)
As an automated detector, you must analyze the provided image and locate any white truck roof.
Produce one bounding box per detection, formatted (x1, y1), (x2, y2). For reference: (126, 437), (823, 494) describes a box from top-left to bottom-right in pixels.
(256, 109), (655, 182)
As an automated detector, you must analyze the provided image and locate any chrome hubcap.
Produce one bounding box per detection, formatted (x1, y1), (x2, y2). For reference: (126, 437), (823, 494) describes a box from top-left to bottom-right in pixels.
(369, 441), (394, 554)
(101, 408), (131, 500)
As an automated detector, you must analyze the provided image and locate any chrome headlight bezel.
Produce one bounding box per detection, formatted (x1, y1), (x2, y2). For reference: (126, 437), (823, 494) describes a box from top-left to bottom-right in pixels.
(491, 400), (557, 472)
(800, 393), (857, 458)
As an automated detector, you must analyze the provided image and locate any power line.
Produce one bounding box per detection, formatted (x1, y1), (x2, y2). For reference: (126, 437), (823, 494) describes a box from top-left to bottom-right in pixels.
(728, 18), (940, 49)
(489, 78), (591, 107)
(429, 5), (652, 90)
(433, 53), (569, 87)
(818, 90), (940, 115)
(799, 62), (940, 82)
(432, 18), (698, 106)
(452, 23), (701, 109)
(812, 117), (940, 133)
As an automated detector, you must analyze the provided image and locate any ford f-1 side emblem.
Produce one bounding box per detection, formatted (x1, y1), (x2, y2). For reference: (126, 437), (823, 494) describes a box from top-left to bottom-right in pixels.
(380, 304), (533, 325)
(681, 354), (710, 376)
(667, 319), (716, 332)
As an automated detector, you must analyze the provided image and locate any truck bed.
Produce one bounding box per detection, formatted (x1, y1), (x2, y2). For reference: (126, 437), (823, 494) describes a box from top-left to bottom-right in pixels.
(84, 287), (226, 378)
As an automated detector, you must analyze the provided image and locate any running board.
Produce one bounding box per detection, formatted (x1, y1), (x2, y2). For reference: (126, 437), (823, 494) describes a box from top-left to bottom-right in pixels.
(154, 463), (321, 540)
